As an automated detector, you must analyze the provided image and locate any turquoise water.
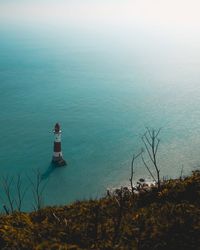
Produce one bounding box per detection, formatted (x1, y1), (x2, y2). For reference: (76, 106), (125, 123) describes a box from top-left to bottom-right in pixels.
(0, 24), (200, 209)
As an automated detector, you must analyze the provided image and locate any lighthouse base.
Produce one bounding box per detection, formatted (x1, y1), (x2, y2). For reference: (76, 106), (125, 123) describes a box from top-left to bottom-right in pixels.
(52, 156), (67, 167)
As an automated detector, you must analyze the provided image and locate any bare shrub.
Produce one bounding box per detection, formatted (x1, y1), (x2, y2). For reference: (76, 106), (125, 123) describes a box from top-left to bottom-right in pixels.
(27, 169), (48, 211)
(141, 128), (161, 190)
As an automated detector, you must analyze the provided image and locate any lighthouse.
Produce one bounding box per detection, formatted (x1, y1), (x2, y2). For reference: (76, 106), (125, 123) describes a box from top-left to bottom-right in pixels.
(52, 123), (67, 166)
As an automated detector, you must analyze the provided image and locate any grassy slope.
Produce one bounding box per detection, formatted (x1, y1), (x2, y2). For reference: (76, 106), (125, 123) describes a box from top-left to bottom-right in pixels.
(0, 171), (200, 250)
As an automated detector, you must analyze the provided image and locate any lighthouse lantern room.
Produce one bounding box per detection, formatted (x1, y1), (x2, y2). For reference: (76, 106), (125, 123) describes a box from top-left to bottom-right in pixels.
(52, 123), (67, 166)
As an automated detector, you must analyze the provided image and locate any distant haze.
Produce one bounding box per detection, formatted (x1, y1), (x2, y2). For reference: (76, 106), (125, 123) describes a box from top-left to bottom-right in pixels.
(0, 0), (200, 35)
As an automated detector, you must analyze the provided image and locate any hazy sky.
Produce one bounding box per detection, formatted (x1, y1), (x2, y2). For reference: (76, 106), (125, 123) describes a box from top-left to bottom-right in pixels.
(0, 0), (200, 30)
(0, 0), (200, 47)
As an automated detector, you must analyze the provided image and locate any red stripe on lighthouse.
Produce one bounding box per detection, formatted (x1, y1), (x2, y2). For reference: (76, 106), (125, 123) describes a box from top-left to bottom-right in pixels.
(54, 142), (61, 152)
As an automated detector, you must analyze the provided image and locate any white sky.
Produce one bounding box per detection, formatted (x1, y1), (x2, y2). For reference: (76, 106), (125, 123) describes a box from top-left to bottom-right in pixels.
(0, 0), (200, 29)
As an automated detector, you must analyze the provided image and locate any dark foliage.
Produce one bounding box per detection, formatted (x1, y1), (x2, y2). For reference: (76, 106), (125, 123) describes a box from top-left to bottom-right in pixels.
(0, 171), (200, 249)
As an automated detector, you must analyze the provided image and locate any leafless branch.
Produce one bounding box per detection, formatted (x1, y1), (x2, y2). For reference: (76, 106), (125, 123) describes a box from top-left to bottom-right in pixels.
(141, 154), (157, 182)
(27, 169), (48, 211)
(129, 150), (143, 195)
(142, 135), (155, 163)
(141, 128), (162, 189)
(14, 174), (27, 212)
(180, 165), (184, 180)
(1, 175), (14, 213)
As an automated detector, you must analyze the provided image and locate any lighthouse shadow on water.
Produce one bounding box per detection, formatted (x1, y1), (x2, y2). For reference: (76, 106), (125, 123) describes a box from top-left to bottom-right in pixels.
(41, 163), (57, 180)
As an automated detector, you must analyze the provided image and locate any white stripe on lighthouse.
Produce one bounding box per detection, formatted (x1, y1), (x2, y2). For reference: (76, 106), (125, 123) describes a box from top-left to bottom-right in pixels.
(55, 134), (61, 142)
(53, 152), (63, 157)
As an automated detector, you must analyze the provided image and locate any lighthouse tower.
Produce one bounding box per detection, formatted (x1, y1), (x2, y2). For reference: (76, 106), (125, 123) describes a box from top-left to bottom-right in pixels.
(52, 123), (67, 166)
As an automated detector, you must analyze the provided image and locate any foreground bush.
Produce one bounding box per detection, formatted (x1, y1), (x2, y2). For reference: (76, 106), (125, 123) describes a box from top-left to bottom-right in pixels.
(0, 171), (200, 250)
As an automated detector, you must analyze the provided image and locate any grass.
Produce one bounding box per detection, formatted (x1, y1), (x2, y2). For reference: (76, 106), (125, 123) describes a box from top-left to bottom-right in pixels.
(0, 170), (200, 249)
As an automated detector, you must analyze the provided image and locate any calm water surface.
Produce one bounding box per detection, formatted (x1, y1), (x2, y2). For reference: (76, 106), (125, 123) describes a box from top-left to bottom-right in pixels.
(0, 25), (200, 209)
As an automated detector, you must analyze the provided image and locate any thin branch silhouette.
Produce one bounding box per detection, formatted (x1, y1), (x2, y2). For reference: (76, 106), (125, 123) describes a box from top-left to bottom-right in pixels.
(129, 150), (143, 195)
(141, 128), (162, 189)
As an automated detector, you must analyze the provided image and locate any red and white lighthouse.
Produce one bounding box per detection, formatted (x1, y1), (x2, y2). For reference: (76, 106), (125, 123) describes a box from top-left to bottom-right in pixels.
(52, 123), (66, 166)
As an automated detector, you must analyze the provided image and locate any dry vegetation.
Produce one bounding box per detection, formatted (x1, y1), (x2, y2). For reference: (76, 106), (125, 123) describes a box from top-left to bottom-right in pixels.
(0, 170), (200, 250)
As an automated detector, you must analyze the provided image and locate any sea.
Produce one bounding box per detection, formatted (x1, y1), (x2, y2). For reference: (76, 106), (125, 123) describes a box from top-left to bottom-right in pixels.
(0, 22), (200, 210)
